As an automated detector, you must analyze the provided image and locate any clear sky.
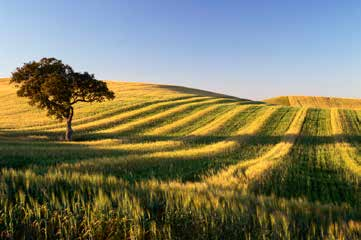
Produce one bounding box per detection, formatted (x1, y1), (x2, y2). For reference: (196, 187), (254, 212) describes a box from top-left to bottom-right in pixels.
(1, 1), (361, 100)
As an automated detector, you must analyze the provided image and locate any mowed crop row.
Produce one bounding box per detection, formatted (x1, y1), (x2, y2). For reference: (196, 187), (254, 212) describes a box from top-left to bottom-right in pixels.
(205, 107), (308, 188)
(0, 79), (361, 239)
(264, 95), (361, 109)
(252, 108), (361, 206)
(331, 109), (361, 176)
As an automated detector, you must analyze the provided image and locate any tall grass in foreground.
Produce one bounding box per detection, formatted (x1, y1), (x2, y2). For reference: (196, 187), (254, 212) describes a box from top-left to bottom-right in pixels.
(0, 169), (360, 239)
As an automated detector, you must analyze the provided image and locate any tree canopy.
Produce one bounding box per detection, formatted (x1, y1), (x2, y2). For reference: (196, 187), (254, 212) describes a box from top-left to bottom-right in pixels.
(10, 57), (115, 140)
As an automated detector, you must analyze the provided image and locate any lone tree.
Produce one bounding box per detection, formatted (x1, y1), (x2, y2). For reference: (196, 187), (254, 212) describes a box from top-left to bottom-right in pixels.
(10, 58), (115, 141)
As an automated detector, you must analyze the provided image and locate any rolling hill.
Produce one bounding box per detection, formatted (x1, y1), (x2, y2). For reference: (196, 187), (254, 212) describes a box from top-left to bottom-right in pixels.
(0, 78), (360, 239)
(264, 95), (361, 109)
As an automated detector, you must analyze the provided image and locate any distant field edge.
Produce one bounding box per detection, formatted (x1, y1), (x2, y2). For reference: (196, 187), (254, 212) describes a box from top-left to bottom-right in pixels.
(264, 95), (361, 109)
(0, 78), (248, 101)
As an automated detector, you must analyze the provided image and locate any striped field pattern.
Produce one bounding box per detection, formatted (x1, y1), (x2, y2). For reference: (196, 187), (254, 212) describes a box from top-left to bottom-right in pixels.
(264, 95), (361, 109)
(0, 78), (361, 239)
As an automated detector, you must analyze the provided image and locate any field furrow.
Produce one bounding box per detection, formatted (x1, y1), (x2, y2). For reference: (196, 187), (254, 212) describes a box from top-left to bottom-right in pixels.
(234, 106), (279, 136)
(143, 105), (220, 135)
(168, 104), (242, 136)
(89, 140), (184, 152)
(55, 106), (280, 180)
(332, 109), (361, 176)
(190, 105), (252, 136)
(252, 108), (361, 205)
(64, 96), (209, 133)
(126, 98), (236, 136)
(148, 106), (281, 158)
(95, 98), (235, 135)
(12, 98), (179, 131)
(205, 107), (307, 188)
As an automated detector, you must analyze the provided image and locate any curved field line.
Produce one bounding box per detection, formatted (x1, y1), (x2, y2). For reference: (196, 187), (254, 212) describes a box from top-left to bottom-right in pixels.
(46, 96), (210, 133)
(147, 106), (280, 159)
(60, 106), (280, 172)
(144, 105), (220, 136)
(234, 107), (279, 136)
(146, 140), (238, 159)
(59, 140), (238, 172)
(330, 109), (361, 176)
(13, 101), (156, 131)
(205, 107), (308, 188)
(190, 105), (252, 136)
(15, 96), (199, 131)
(117, 107), (277, 157)
(143, 98), (238, 136)
(88, 140), (184, 152)
(73, 96), (210, 132)
(8, 104), (142, 131)
(96, 98), (234, 134)
(57, 104), (243, 154)
(4, 98), (204, 132)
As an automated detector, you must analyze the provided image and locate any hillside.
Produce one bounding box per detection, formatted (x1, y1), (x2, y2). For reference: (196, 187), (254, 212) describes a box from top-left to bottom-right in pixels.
(264, 95), (361, 109)
(0, 78), (361, 239)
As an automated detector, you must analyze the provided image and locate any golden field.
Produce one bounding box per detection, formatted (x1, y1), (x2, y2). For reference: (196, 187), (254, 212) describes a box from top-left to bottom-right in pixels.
(264, 95), (361, 109)
(0, 78), (360, 239)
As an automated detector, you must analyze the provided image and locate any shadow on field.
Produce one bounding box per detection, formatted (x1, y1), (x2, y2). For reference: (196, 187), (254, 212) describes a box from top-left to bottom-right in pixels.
(75, 132), (361, 145)
(156, 84), (248, 100)
(247, 139), (361, 207)
(1, 129), (360, 181)
(1, 127), (361, 207)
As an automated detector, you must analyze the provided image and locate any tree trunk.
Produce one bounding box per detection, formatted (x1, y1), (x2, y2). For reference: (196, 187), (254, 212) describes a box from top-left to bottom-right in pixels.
(65, 107), (74, 141)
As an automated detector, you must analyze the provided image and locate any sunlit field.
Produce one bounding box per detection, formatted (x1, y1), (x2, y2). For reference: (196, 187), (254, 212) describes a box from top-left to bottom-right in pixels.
(0, 78), (361, 239)
(265, 95), (361, 109)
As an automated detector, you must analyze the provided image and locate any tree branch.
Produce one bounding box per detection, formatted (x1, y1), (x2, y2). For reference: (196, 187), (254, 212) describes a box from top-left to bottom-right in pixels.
(70, 99), (92, 105)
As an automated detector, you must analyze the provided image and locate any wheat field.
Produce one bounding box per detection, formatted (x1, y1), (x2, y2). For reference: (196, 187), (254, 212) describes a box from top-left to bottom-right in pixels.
(264, 95), (361, 109)
(0, 78), (361, 239)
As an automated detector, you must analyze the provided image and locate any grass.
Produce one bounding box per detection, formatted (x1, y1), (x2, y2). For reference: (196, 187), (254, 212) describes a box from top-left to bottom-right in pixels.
(264, 95), (361, 109)
(0, 78), (361, 239)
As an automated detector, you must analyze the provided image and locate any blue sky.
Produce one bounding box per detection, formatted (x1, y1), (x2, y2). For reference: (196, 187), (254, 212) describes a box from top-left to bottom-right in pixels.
(1, 0), (361, 100)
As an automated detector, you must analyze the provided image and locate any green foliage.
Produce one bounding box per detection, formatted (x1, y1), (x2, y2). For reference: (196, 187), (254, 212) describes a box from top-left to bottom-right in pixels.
(10, 58), (115, 120)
